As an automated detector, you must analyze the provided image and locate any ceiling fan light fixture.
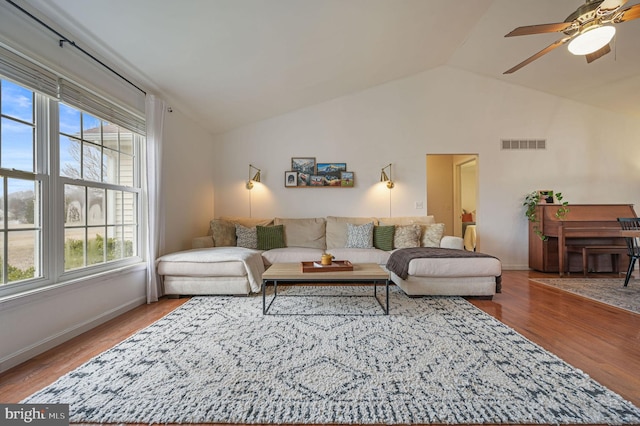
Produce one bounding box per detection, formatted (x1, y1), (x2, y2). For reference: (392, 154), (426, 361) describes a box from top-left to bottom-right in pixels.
(567, 25), (616, 55)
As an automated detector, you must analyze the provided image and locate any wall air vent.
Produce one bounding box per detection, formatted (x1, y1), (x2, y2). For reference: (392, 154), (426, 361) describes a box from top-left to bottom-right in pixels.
(501, 139), (546, 150)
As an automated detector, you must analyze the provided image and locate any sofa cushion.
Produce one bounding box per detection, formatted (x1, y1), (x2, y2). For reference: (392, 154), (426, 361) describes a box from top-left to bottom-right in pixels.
(209, 219), (236, 247)
(256, 225), (286, 250)
(274, 217), (326, 249)
(373, 225), (395, 251)
(394, 224), (421, 249)
(326, 216), (379, 249)
(345, 222), (374, 248)
(261, 247), (324, 266)
(235, 224), (258, 249)
(407, 256), (501, 278)
(330, 248), (391, 265)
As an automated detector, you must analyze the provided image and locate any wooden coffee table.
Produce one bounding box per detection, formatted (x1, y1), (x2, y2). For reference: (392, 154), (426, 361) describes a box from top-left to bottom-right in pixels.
(262, 262), (390, 315)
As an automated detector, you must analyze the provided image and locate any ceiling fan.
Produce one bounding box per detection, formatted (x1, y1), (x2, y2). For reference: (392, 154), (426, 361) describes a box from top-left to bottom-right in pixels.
(504, 0), (640, 74)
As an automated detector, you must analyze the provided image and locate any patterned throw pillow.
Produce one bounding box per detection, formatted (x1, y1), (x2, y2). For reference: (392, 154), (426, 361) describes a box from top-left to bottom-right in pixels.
(235, 224), (258, 249)
(345, 222), (374, 248)
(422, 223), (445, 247)
(256, 225), (286, 250)
(373, 225), (395, 251)
(394, 224), (421, 249)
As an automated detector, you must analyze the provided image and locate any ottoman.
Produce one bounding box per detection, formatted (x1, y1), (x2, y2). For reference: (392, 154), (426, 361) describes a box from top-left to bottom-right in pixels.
(386, 248), (502, 298)
(156, 247), (265, 296)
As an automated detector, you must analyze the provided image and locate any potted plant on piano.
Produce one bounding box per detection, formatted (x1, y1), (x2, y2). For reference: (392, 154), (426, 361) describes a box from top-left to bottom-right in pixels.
(524, 190), (569, 240)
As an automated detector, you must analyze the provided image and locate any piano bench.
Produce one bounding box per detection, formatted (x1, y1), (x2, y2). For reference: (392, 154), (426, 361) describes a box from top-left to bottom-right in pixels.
(566, 245), (628, 276)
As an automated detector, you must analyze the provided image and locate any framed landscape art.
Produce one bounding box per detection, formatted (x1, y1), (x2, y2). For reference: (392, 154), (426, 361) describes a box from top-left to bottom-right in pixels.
(340, 171), (354, 187)
(310, 175), (324, 186)
(291, 157), (316, 175)
(317, 162), (346, 187)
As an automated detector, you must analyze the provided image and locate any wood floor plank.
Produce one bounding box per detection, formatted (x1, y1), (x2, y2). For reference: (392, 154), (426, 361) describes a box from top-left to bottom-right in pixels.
(1, 269), (638, 426)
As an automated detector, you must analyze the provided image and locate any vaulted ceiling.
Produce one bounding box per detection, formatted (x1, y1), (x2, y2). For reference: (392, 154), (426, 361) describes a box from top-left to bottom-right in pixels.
(23, 0), (640, 135)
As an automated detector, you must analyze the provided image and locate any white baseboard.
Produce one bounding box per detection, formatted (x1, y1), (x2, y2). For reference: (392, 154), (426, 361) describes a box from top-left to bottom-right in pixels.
(0, 296), (146, 374)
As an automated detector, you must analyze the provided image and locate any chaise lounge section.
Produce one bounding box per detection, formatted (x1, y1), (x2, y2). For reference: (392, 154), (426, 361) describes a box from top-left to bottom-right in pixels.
(156, 215), (502, 298)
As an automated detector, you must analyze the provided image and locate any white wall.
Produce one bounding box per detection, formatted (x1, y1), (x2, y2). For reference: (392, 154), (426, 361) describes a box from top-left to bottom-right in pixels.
(212, 66), (640, 269)
(161, 109), (216, 254)
(0, 267), (146, 372)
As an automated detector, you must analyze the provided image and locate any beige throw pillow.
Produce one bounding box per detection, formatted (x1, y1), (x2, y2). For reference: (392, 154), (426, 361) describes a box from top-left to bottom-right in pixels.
(421, 223), (445, 247)
(209, 219), (236, 247)
(393, 224), (421, 249)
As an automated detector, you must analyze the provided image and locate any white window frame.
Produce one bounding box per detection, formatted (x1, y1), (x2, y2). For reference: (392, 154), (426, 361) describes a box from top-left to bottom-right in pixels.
(0, 57), (145, 299)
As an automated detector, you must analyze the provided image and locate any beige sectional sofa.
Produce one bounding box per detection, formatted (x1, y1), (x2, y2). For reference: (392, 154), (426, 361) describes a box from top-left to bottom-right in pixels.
(156, 215), (502, 298)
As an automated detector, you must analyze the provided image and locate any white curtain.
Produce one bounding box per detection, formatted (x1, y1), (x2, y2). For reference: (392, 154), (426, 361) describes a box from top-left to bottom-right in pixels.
(144, 94), (166, 303)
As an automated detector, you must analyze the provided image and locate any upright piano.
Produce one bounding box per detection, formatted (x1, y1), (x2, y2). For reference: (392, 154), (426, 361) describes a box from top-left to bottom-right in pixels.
(528, 204), (637, 275)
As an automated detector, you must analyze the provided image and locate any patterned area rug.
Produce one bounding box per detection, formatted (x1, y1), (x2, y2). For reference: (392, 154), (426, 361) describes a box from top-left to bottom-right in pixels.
(23, 286), (640, 424)
(531, 277), (640, 314)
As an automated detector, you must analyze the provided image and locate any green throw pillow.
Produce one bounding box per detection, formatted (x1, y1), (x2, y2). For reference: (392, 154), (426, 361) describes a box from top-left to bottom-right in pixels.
(256, 225), (286, 250)
(373, 225), (395, 251)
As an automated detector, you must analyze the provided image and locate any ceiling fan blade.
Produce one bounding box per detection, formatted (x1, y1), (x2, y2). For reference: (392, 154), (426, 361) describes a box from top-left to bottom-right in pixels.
(585, 43), (611, 63)
(616, 3), (640, 21)
(598, 0), (629, 14)
(503, 38), (569, 74)
(505, 22), (573, 37)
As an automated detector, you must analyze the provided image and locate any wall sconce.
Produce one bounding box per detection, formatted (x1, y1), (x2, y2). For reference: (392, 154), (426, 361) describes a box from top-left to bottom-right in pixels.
(380, 163), (394, 189)
(246, 164), (261, 190)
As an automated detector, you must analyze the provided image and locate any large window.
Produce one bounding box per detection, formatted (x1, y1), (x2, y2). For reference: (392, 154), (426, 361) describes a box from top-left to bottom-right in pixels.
(0, 75), (144, 295)
(59, 104), (139, 271)
(0, 80), (41, 284)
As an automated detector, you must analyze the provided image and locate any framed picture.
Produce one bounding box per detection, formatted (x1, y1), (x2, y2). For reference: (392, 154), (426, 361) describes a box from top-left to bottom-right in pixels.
(284, 171), (298, 187)
(340, 171), (354, 187)
(317, 162), (346, 186)
(297, 172), (311, 186)
(291, 157), (316, 175)
(310, 175), (324, 186)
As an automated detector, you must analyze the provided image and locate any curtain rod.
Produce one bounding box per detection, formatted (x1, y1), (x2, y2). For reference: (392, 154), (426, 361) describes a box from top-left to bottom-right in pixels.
(6, 0), (146, 95)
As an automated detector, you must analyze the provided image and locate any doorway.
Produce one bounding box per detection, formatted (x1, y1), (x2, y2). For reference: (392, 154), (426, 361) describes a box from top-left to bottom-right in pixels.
(426, 154), (478, 249)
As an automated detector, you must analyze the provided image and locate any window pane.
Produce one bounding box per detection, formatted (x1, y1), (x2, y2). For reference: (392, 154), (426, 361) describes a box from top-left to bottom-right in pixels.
(106, 190), (121, 225)
(106, 226), (121, 261)
(0, 176), (4, 230)
(7, 230), (37, 282)
(59, 103), (80, 136)
(82, 142), (102, 182)
(123, 192), (136, 224)
(87, 227), (105, 265)
(103, 123), (118, 150)
(65, 184), (85, 226)
(59, 136), (81, 179)
(0, 231), (4, 282)
(103, 147), (118, 184)
(88, 187), (105, 226)
(1, 80), (34, 123)
(64, 227), (85, 270)
(1, 117), (34, 172)
(120, 153), (133, 186)
(83, 114), (101, 145)
(123, 225), (136, 257)
(7, 178), (37, 227)
(120, 130), (133, 155)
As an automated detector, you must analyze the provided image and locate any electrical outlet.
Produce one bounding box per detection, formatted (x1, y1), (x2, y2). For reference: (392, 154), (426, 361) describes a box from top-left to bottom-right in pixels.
(415, 201), (424, 209)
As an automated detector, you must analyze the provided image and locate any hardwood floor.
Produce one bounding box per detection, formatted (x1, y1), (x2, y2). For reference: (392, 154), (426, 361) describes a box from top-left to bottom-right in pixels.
(1, 269), (638, 424)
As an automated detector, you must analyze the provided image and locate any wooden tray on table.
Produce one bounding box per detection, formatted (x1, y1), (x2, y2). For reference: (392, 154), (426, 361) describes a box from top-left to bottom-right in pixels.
(301, 260), (354, 273)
